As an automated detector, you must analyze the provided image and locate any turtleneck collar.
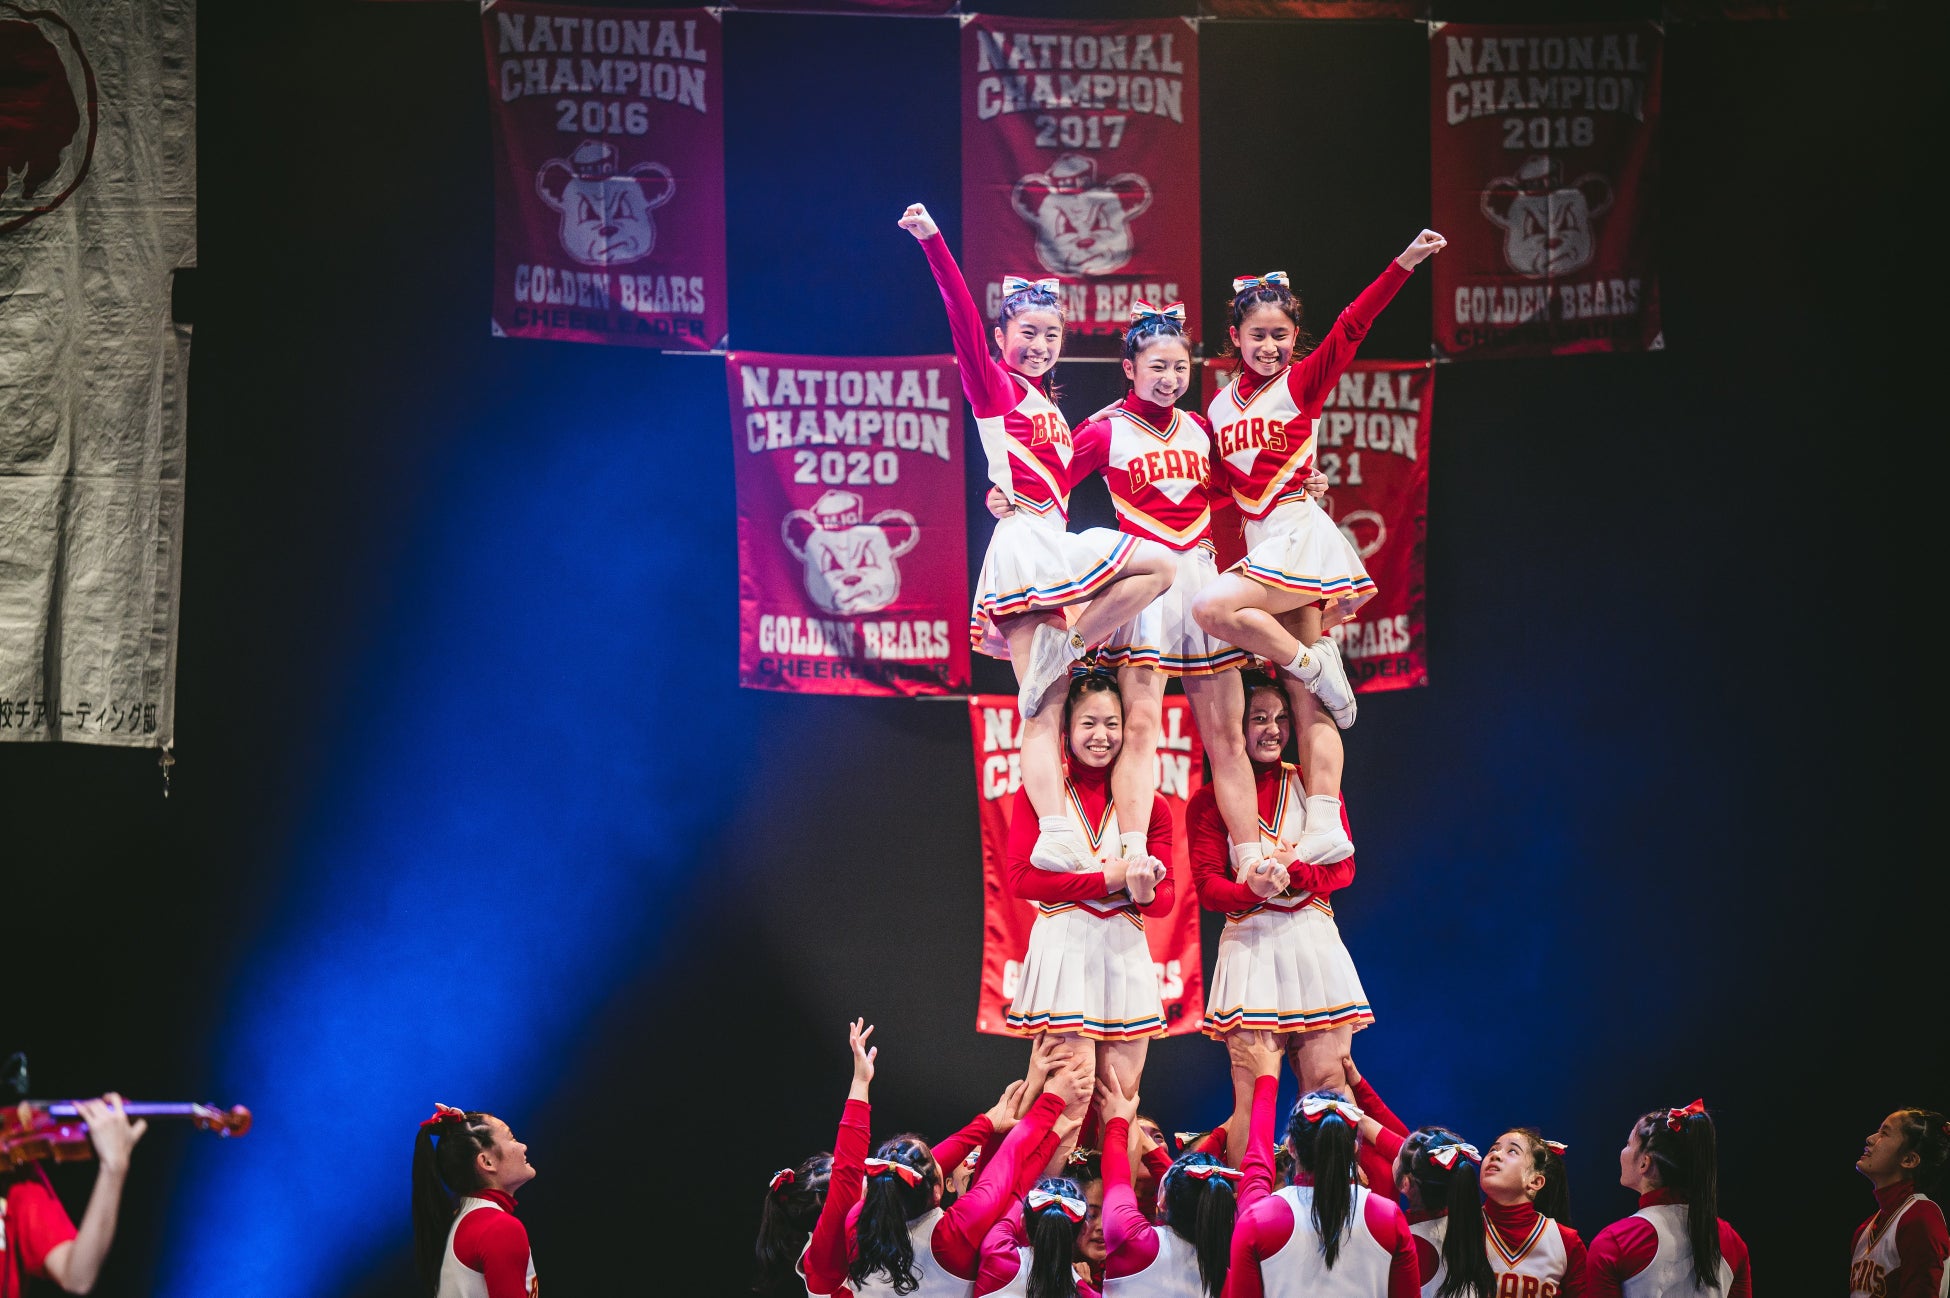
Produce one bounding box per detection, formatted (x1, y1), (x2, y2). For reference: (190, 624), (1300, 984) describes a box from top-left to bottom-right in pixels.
(1005, 364), (1051, 398)
(1483, 1196), (1541, 1235)
(1407, 1206), (1447, 1225)
(1875, 1179), (1919, 1214)
(469, 1187), (519, 1213)
(1233, 360), (1288, 404)
(1640, 1187), (1686, 1208)
(1118, 389), (1177, 426)
(1068, 758), (1114, 790)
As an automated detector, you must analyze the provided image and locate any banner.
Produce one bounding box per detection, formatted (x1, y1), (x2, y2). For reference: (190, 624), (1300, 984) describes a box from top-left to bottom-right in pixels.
(734, 1), (953, 11)
(1201, 359), (1431, 693)
(971, 695), (1206, 1036)
(731, 352), (970, 696)
(1, 0), (194, 747)
(1202, 1), (1424, 16)
(961, 15), (1200, 344)
(484, 4), (728, 350)
(1430, 22), (1662, 359)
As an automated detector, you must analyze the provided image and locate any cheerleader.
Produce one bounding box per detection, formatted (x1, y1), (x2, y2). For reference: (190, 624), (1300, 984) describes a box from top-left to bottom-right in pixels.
(1849, 1107), (1949, 1298)
(755, 1151), (832, 1297)
(1227, 1091), (1421, 1298)
(901, 203), (1174, 875)
(1190, 673), (1371, 1150)
(409, 1105), (538, 1298)
(975, 1178), (1100, 1298)
(1477, 1129), (1587, 1297)
(802, 1018), (1088, 1298)
(1587, 1100), (1752, 1298)
(1191, 231), (1446, 865)
(1004, 673), (1174, 1162)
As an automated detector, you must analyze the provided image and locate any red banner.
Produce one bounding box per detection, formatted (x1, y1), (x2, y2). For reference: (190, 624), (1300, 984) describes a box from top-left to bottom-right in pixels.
(1430, 22), (1662, 359)
(1201, 1), (1424, 16)
(731, 352), (970, 697)
(961, 15), (1201, 344)
(971, 695), (1205, 1036)
(734, 1), (953, 11)
(484, 4), (728, 350)
(1201, 359), (1432, 694)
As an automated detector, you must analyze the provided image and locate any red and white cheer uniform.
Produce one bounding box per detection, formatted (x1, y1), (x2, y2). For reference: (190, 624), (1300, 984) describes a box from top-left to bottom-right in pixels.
(917, 234), (1137, 659)
(1227, 1175), (1420, 1298)
(975, 1200), (1102, 1298)
(803, 1091), (1069, 1298)
(1849, 1181), (1948, 1298)
(1482, 1199), (1587, 1298)
(1189, 759), (1372, 1038)
(2, 1171), (76, 1298)
(1004, 762), (1174, 1040)
(1340, 1076), (1429, 1275)
(1067, 393), (1244, 677)
(437, 1188), (536, 1298)
(1588, 1188), (1750, 1298)
(1204, 262), (1410, 618)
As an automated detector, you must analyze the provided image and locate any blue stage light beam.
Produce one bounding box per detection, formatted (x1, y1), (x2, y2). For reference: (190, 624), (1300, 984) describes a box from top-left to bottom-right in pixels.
(159, 375), (751, 1298)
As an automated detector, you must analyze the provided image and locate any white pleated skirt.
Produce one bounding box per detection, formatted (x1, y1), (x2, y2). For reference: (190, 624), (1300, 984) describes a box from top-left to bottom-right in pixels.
(971, 514), (1139, 660)
(1093, 544), (1249, 678)
(1006, 904), (1166, 1041)
(1201, 898), (1374, 1037)
(1234, 497), (1377, 621)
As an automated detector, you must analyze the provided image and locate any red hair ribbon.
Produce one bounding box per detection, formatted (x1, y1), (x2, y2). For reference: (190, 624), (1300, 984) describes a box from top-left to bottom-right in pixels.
(1542, 1139), (1568, 1155)
(1298, 1095), (1366, 1127)
(1666, 1098), (1707, 1132)
(864, 1157), (923, 1187)
(419, 1105), (467, 1130)
(1129, 299), (1186, 324)
(1231, 271), (1290, 294)
(1002, 275), (1061, 296)
(769, 1168), (796, 1193)
(1026, 1189), (1088, 1221)
(1180, 1163), (1243, 1183)
(1429, 1142), (1482, 1171)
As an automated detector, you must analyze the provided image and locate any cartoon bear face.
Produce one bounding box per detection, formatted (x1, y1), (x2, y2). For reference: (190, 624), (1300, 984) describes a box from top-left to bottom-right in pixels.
(1011, 156), (1153, 278)
(537, 150), (675, 268)
(1481, 159), (1613, 280)
(781, 509), (920, 616)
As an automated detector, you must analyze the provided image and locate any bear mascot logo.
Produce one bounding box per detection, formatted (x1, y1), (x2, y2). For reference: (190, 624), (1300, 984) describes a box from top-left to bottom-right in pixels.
(1010, 152), (1152, 278)
(1479, 154), (1613, 280)
(780, 490), (919, 617)
(536, 139), (675, 268)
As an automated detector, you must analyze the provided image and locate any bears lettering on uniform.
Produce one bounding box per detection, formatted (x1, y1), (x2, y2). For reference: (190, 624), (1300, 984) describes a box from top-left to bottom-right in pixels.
(1216, 417), (1287, 458)
(1494, 1276), (1557, 1298)
(1027, 411), (1072, 449)
(1127, 449), (1209, 493)
(1850, 1257), (1888, 1296)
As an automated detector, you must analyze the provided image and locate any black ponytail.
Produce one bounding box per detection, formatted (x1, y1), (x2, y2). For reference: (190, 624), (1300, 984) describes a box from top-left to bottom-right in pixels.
(1396, 1129), (1492, 1298)
(1526, 1133), (1571, 1223)
(411, 1111), (495, 1298)
(1023, 1176), (1086, 1298)
(1895, 1107), (1950, 1197)
(753, 1151), (832, 1296)
(1288, 1091), (1361, 1268)
(850, 1135), (938, 1296)
(1159, 1153), (1240, 1298)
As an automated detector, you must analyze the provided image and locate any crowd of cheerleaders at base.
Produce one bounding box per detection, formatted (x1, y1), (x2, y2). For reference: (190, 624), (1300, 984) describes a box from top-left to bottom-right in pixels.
(391, 205), (1950, 1298)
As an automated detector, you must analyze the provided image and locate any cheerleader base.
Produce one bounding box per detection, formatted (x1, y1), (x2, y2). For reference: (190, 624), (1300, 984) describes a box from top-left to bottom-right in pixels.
(971, 514), (1138, 660)
(1234, 497), (1377, 620)
(1200, 898), (1374, 1037)
(1092, 545), (1249, 678)
(1006, 905), (1166, 1041)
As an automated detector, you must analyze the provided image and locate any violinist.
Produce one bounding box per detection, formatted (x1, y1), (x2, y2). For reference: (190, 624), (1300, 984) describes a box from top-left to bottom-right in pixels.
(410, 1104), (539, 1298)
(1, 1094), (147, 1298)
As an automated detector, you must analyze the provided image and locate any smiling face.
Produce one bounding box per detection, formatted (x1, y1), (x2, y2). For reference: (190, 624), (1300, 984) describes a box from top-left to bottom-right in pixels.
(1479, 1131), (1545, 1205)
(1244, 685), (1290, 763)
(474, 1115), (536, 1194)
(1067, 689), (1124, 769)
(994, 308), (1065, 379)
(1229, 304), (1298, 378)
(1122, 334), (1192, 407)
(1858, 1111), (1922, 1187)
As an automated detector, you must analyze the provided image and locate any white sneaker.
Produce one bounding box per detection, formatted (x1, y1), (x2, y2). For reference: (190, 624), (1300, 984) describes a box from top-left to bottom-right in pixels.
(1287, 638), (1356, 729)
(1018, 623), (1082, 719)
(1293, 824), (1355, 865)
(1030, 827), (1090, 872)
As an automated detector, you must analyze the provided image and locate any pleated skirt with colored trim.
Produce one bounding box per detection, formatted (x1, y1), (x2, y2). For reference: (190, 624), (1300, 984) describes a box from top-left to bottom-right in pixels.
(1233, 497), (1378, 622)
(1006, 905), (1166, 1041)
(1201, 899), (1374, 1037)
(971, 514), (1139, 660)
(1092, 544), (1249, 678)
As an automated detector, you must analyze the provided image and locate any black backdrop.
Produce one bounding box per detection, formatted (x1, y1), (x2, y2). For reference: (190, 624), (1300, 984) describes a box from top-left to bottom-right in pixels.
(2, 2), (1944, 1294)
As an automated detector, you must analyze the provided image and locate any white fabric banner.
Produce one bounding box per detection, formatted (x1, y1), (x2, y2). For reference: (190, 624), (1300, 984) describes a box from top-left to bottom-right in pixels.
(0, 0), (195, 746)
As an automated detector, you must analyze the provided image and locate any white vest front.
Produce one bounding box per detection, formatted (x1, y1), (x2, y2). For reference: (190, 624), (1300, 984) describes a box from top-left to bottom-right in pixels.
(1485, 1215), (1568, 1297)
(850, 1208), (974, 1298)
(1409, 1215), (1448, 1298)
(1037, 779), (1136, 920)
(436, 1197), (536, 1298)
(1619, 1203), (1734, 1298)
(1104, 1224), (1206, 1298)
(1259, 1184), (1392, 1298)
(1851, 1194), (1949, 1298)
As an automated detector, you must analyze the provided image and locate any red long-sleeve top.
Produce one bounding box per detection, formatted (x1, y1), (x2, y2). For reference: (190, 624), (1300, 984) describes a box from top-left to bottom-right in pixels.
(1851, 1180), (1949, 1298)
(803, 1092), (1068, 1297)
(1587, 1188), (1752, 1298)
(1484, 1198), (1587, 1298)
(0, 1172), (76, 1298)
(1006, 763), (1175, 917)
(1224, 1169), (1420, 1298)
(448, 1189), (534, 1298)
(975, 1199), (1104, 1298)
(1348, 1075), (1411, 1209)
(1187, 761), (1354, 915)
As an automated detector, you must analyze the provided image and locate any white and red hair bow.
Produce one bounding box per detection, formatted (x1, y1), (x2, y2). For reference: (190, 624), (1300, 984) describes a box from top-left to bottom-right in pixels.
(1003, 275), (1061, 296)
(1298, 1095), (1366, 1127)
(1129, 299), (1186, 324)
(1026, 1189), (1088, 1221)
(1429, 1142), (1481, 1171)
(1231, 271), (1290, 294)
(1665, 1098), (1706, 1132)
(1180, 1163), (1243, 1183)
(864, 1157), (923, 1187)
(769, 1168), (796, 1192)
(1542, 1139), (1568, 1156)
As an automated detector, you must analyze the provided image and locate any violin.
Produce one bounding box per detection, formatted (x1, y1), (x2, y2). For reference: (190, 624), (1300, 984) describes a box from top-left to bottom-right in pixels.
(1, 1099), (252, 1172)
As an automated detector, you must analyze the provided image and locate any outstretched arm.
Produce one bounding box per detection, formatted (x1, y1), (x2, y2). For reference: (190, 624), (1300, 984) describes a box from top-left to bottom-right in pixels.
(803, 1019), (878, 1296)
(41, 1094), (146, 1295)
(1097, 1068), (1160, 1278)
(901, 203), (1021, 418)
(1289, 230), (1444, 413)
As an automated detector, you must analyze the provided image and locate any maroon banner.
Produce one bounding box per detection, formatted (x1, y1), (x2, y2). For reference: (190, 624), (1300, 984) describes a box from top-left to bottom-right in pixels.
(971, 695), (1205, 1036)
(734, 1), (953, 11)
(1201, 359), (1431, 694)
(1202, 1), (1424, 16)
(962, 15), (1200, 344)
(1431, 23), (1662, 360)
(731, 352), (970, 696)
(484, 4), (728, 350)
